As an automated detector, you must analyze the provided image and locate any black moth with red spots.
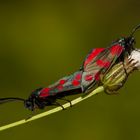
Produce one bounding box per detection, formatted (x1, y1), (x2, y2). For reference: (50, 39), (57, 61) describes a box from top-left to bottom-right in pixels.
(0, 24), (140, 111)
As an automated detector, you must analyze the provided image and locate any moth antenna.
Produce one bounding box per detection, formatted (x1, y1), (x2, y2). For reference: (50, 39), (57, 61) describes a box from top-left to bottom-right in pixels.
(130, 24), (140, 37)
(0, 97), (25, 104)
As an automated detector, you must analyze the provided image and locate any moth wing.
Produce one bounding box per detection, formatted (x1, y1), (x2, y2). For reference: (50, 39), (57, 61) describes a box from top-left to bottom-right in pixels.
(81, 44), (124, 93)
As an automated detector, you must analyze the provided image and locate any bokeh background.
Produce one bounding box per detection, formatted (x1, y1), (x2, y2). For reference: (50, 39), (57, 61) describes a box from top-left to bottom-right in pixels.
(0, 0), (140, 140)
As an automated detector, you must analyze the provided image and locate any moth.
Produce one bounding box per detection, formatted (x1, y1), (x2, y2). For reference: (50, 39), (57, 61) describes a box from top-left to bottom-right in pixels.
(0, 24), (140, 111)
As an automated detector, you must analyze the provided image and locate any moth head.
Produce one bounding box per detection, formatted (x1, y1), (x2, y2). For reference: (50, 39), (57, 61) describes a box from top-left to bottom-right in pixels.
(117, 24), (140, 54)
(24, 98), (35, 111)
(25, 88), (45, 111)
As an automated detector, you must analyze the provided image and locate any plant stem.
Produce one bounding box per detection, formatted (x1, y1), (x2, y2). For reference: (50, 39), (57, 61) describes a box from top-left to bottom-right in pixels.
(0, 86), (104, 132)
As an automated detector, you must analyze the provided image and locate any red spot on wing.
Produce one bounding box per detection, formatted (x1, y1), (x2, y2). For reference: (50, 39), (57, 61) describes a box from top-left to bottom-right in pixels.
(85, 74), (93, 81)
(84, 48), (105, 67)
(39, 88), (50, 98)
(59, 79), (66, 85)
(104, 61), (111, 68)
(57, 85), (63, 90)
(94, 72), (101, 81)
(71, 73), (82, 87)
(110, 44), (123, 56)
(96, 60), (111, 68)
(75, 73), (82, 80)
(72, 80), (80, 86)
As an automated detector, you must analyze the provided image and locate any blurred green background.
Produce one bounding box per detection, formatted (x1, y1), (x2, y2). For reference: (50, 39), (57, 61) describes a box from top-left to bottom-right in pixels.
(0, 0), (140, 140)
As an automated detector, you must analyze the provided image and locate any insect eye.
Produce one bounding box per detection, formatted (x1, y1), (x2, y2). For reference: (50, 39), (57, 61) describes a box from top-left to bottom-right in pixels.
(129, 37), (135, 45)
(119, 40), (122, 43)
(118, 39), (124, 45)
(24, 100), (34, 111)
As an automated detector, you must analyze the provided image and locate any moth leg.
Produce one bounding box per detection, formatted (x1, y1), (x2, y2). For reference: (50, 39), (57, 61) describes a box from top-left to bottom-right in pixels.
(127, 59), (139, 73)
(53, 101), (65, 110)
(57, 97), (72, 107)
(123, 62), (128, 77)
(123, 57), (133, 76)
(25, 111), (35, 120)
(124, 58), (138, 74)
(105, 89), (119, 95)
